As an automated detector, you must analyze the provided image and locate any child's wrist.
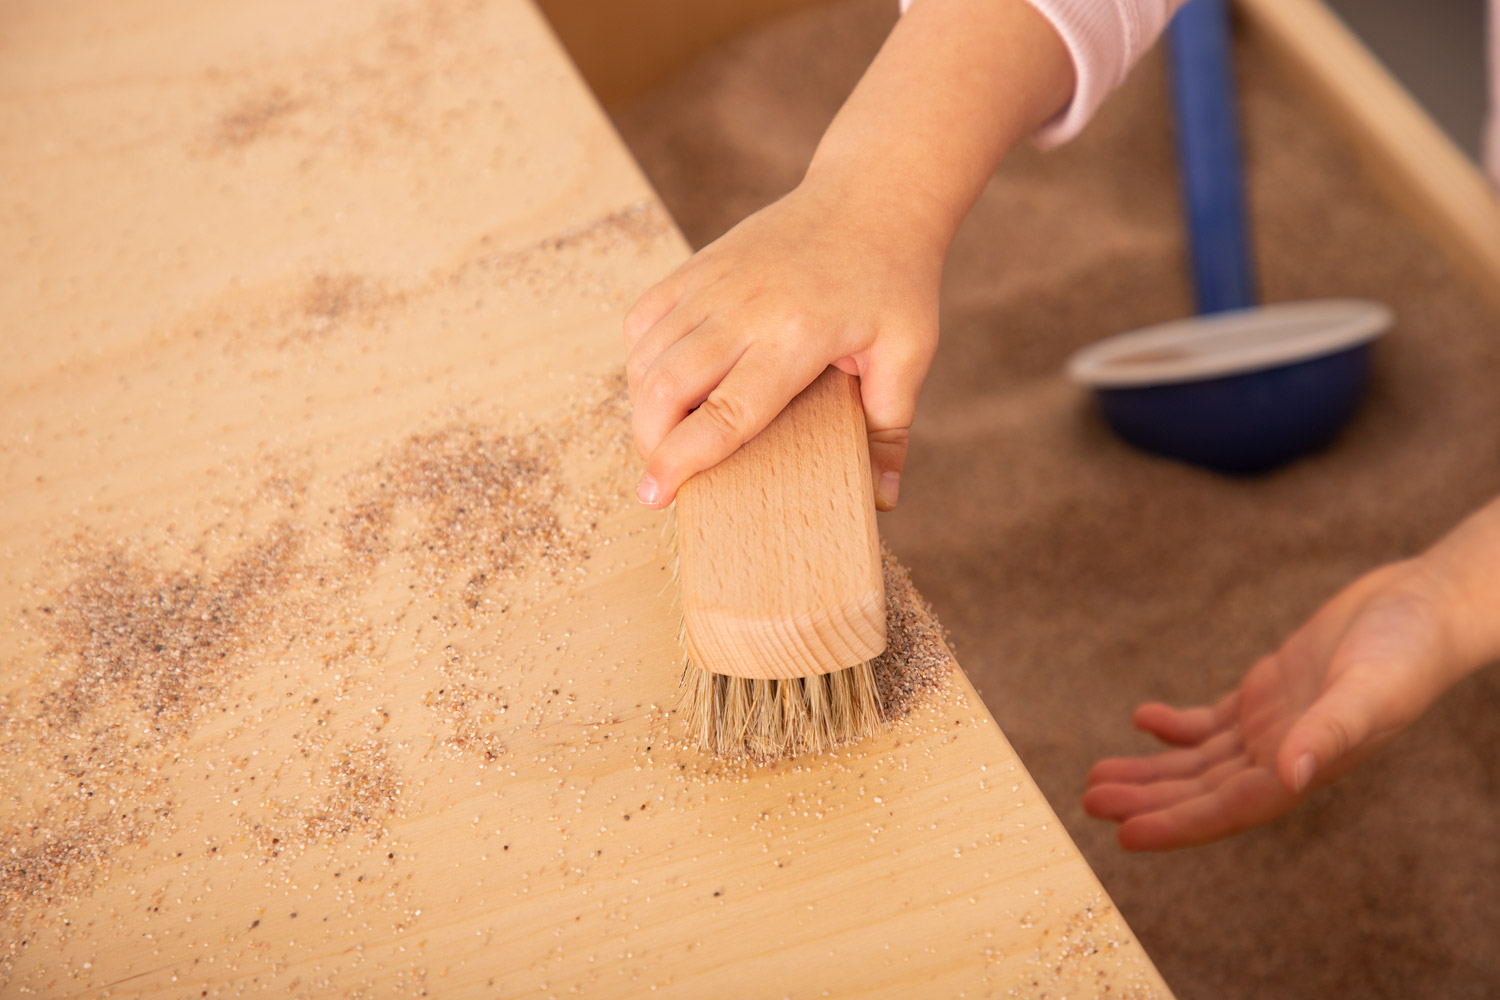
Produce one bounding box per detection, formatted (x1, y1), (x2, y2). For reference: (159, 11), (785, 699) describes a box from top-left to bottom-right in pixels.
(799, 152), (959, 259)
(1441, 581), (1500, 680)
(1416, 495), (1500, 678)
(1410, 550), (1500, 683)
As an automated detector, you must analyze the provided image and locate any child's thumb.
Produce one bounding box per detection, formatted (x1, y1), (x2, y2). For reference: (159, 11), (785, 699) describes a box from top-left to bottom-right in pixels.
(845, 345), (931, 512)
(1277, 695), (1366, 795)
(868, 428), (910, 512)
(1277, 586), (1449, 795)
(1276, 668), (1395, 795)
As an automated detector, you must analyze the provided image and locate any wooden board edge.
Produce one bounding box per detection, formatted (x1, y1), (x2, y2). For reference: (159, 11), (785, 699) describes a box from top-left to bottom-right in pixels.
(1235, 0), (1500, 315)
(939, 646), (1180, 998)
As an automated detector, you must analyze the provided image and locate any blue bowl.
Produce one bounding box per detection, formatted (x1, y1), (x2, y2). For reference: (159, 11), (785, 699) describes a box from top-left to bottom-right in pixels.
(1067, 299), (1393, 475)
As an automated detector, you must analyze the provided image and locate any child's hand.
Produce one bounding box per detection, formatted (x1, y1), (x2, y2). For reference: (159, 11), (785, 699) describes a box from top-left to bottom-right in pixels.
(624, 179), (941, 511)
(620, 0), (1076, 511)
(1083, 559), (1465, 851)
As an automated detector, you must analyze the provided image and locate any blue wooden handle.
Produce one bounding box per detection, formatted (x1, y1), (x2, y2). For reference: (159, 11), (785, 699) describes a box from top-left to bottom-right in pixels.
(1168, 0), (1257, 313)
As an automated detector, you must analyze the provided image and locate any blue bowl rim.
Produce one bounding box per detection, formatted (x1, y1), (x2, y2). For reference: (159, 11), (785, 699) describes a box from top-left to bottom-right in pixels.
(1066, 298), (1393, 389)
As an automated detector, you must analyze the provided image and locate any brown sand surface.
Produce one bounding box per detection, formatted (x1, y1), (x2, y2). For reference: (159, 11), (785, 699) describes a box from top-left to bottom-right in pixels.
(611, 2), (1500, 997)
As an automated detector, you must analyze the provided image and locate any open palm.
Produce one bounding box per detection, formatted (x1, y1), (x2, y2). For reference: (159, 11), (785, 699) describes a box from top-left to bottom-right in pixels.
(1084, 560), (1456, 850)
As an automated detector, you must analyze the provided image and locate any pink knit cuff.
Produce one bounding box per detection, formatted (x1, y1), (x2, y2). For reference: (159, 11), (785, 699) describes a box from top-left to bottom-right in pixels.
(1488, 0), (1500, 190)
(897, 0), (1499, 190)
(899, 0), (1183, 148)
(1026, 0), (1181, 148)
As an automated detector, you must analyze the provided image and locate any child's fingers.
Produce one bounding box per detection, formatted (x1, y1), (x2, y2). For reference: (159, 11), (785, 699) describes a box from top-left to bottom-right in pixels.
(629, 321), (747, 460)
(1085, 755), (1167, 787)
(624, 296), (710, 400)
(623, 270), (690, 353)
(636, 351), (819, 509)
(1132, 692), (1239, 747)
(1085, 728), (1242, 786)
(625, 302), (718, 462)
(1115, 768), (1288, 851)
(1082, 776), (1208, 821)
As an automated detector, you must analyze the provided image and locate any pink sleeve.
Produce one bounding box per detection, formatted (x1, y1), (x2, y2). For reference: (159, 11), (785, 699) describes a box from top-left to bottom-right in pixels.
(899, 0), (1188, 147)
(1488, 0), (1499, 190)
(1022, 0), (1187, 147)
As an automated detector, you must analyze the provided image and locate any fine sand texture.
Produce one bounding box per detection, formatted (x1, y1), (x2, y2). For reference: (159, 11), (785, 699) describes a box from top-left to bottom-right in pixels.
(611, 2), (1500, 997)
(0, 1), (1175, 994)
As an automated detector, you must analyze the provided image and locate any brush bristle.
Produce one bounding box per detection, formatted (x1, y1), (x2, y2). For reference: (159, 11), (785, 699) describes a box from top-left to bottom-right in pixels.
(675, 661), (883, 763)
(666, 503), (884, 761)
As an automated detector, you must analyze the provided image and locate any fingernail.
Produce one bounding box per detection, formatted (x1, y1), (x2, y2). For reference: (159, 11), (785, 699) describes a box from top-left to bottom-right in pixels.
(1293, 753), (1317, 793)
(876, 472), (900, 510)
(636, 475), (661, 507)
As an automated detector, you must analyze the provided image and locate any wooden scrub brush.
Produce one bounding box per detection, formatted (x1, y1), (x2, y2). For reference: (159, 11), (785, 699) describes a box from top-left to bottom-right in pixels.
(673, 366), (887, 761)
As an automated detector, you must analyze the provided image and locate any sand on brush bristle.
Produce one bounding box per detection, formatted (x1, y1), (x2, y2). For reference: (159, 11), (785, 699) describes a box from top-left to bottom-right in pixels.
(675, 549), (952, 762)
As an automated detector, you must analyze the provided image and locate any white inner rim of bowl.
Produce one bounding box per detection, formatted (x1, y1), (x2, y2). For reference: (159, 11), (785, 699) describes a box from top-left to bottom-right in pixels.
(1066, 298), (1394, 388)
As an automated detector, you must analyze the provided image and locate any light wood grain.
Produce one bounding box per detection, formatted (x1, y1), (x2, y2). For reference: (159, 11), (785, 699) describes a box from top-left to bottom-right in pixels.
(676, 367), (886, 680)
(0, 1), (1171, 997)
(1235, 0), (1500, 313)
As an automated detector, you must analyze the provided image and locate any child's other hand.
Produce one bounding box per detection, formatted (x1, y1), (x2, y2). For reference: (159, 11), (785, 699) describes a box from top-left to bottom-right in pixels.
(1083, 559), (1463, 851)
(623, 180), (942, 511)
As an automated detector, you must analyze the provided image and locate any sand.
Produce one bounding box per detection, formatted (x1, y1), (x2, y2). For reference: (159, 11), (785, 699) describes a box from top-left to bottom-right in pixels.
(611, 3), (1500, 997)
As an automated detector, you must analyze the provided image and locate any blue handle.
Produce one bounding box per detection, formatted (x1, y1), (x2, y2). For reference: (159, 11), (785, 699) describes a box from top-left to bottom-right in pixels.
(1168, 0), (1257, 314)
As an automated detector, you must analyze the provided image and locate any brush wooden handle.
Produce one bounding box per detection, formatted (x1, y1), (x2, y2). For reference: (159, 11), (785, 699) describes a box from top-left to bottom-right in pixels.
(676, 366), (886, 680)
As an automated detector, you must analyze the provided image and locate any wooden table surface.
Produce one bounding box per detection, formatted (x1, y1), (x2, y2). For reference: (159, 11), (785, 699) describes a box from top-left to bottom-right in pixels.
(0, 1), (1172, 996)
